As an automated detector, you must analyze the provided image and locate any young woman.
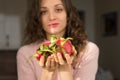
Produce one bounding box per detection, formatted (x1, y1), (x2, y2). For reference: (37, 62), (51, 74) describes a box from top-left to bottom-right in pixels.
(17, 0), (99, 80)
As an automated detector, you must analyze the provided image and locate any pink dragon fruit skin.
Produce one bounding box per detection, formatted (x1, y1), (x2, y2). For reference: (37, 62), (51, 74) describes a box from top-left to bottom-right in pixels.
(43, 41), (51, 46)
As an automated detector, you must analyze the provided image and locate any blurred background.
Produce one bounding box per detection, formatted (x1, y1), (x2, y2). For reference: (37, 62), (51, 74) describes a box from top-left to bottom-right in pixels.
(0, 0), (120, 80)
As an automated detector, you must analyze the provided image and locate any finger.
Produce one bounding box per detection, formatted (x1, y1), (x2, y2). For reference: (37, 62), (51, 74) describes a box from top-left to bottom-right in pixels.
(74, 49), (77, 56)
(53, 53), (58, 62)
(50, 55), (55, 67)
(65, 54), (72, 64)
(39, 55), (44, 67)
(57, 52), (65, 65)
(72, 46), (77, 56)
(50, 58), (56, 70)
(55, 62), (59, 68)
(45, 56), (51, 69)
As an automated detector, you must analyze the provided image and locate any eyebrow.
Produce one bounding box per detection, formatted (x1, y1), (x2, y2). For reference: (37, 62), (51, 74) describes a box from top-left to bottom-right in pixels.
(40, 4), (64, 9)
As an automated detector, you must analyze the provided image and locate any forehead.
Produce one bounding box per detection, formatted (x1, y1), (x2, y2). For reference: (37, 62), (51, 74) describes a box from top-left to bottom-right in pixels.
(40, 0), (63, 7)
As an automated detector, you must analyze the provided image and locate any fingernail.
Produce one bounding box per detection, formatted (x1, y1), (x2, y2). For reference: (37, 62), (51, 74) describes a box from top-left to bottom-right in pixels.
(58, 52), (61, 56)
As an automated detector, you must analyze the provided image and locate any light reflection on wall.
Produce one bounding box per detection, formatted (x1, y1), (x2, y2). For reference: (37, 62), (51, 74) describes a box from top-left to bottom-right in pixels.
(0, 14), (21, 49)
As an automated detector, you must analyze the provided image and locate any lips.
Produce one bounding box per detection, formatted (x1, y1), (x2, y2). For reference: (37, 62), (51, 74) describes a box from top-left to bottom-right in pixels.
(48, 23), (59, 28)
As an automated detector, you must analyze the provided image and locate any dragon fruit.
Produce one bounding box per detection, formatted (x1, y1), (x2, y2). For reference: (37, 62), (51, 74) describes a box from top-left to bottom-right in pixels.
(31, 35), (75, 61)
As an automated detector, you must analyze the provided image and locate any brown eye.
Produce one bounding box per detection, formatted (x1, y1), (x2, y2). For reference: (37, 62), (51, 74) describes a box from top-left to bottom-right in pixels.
(40, 10), (47, 15)
(55, 8), (63, 13)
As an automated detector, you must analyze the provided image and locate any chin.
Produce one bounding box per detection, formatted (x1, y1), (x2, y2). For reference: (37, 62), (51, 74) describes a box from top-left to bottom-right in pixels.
(47, 29), (65, 35)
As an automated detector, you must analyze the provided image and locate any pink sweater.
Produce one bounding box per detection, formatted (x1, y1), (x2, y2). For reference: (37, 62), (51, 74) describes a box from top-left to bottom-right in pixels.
(17, 41), (99, 80)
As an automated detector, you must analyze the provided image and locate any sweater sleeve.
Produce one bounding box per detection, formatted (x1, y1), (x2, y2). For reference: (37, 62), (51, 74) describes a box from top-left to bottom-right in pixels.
(73, 42), (99, 80)
(17, 46), (37, 80)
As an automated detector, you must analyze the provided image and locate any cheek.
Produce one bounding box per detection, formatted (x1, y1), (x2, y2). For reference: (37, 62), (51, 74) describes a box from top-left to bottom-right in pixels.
(63, 14), (67, 22)
(41, 18), (48, 31)
(41, 17), (47, 27)
(62, 15), (67, 26)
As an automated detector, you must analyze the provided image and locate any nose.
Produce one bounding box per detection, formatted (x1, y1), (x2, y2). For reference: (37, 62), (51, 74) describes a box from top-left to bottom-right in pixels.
(48, 11), (56, 21)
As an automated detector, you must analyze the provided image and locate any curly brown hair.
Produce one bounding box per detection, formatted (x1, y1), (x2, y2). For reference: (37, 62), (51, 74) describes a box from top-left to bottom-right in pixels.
(24, 0), (87, 56)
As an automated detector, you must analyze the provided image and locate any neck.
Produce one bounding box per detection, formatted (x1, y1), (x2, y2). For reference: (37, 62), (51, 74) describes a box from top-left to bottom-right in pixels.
(46, 34), (63, 40)
(46, 32), (65, 40)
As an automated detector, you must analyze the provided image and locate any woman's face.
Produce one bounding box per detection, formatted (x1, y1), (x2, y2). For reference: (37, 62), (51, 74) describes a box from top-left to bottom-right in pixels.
(40, 0), (67, 38)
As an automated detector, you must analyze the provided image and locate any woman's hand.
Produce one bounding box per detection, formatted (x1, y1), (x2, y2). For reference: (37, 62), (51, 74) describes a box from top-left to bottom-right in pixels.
(53, 46), (77, 65)
(39, 55), (57, 71)
(38, 55), (58, 80)
(54, 49), (77, 80)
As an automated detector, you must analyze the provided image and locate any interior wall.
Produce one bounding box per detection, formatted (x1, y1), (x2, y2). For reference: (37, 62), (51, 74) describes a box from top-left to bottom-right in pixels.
(72, 0), (95, 42)
(95, 0), (120, 79)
